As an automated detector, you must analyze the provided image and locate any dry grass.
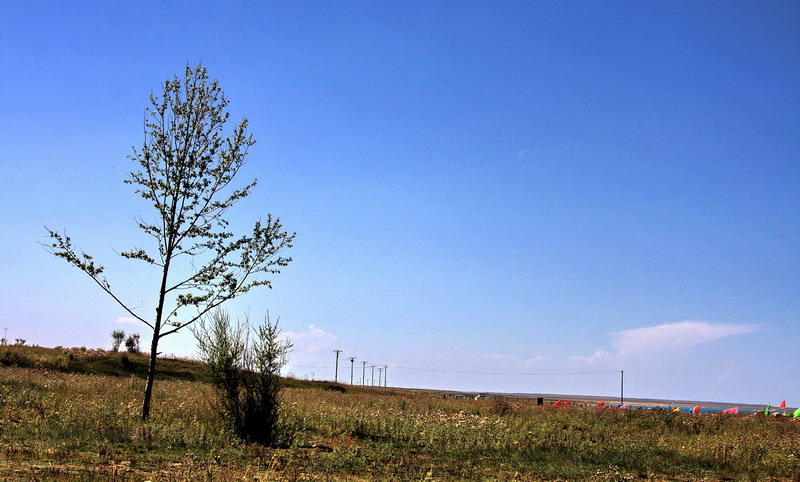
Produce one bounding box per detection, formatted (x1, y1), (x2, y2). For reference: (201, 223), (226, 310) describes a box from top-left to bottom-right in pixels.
(1, 356), (798, 480)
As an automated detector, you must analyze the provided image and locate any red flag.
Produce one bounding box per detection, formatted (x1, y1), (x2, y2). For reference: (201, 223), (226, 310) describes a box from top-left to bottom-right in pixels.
(565, 400), (571, 406)
(692, 405), (701, 414)
(553, 400), (562, 406)
(597, 402), (605, 407)
(780, 400), (786, 409)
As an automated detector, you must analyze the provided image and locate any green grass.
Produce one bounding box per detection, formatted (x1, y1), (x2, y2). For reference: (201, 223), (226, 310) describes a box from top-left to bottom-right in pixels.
(0, 345), (211, 382)
(0, 345), (798, 480)
(0, 345), (350, 389)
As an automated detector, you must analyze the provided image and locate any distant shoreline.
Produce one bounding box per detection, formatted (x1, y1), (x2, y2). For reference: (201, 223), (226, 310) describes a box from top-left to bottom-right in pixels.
(494, 392), (783, 411)
(405, 386), (787, 412)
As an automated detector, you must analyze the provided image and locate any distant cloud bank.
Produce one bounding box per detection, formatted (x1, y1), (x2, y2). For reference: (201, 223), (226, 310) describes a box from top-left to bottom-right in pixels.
(571, 320), (759, 365)
(612, 320), (759, 358)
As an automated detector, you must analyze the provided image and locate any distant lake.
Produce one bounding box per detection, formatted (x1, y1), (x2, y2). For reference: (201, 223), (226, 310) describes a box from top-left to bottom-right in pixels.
(625, 405), (761, 414)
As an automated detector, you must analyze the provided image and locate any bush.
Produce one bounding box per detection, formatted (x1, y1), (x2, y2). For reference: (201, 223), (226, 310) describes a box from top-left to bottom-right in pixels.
(492, 397), (513, 416)
(124, 334), (140, 354)
(193, 309), (294, 447)
(0, 350), (32, 367)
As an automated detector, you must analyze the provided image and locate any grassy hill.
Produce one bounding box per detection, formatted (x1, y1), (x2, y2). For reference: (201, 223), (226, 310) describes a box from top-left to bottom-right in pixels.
(0, 344), (210, 381)
(0, 344), (342, 391)
(0, 344), (798, 480)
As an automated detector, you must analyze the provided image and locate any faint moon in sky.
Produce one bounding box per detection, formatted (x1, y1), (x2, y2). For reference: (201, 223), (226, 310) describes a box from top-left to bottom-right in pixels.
(517, 149), (530, 160)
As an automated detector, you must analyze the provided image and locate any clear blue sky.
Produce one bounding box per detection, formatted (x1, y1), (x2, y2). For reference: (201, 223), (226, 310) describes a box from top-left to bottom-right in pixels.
(1, 1), (798, 405)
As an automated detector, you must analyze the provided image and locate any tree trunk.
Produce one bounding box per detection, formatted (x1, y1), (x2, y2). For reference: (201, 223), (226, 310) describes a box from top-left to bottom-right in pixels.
(141, 230), (174, 421)
(141, 328), (160, 421)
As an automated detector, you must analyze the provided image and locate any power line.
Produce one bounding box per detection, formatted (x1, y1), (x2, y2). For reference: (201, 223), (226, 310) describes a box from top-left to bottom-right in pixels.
(387, 365), (620, 376)
(286, 363), (620, 377)
(361, 361), (367, 386)
(332, 350), (342, 383)
(348, 357), (357, 385)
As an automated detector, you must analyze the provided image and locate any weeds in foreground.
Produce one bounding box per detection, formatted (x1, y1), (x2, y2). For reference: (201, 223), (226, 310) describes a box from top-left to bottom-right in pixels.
(1, 364), (798, 480)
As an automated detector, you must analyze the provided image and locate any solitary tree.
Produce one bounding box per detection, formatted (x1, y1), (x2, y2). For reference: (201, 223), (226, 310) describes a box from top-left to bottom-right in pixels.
(125, 333), (141, 354)
(110, 329), (126, 352)
(46, 65), (294, 421)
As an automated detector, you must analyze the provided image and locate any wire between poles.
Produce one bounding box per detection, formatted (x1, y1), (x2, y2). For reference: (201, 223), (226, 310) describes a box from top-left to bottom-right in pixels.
(286, 364), (620, 377)
(389, 366), (620, 376)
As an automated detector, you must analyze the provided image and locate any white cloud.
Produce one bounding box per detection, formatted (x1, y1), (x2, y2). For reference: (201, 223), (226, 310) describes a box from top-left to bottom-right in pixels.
(612, 320), (758, 358)
(522, 354), (550, 365)
(569, 321), (759, 367)
(282, 324), (341, 366)
(571, 350), (611, 363)
(113, 317), (139, 325)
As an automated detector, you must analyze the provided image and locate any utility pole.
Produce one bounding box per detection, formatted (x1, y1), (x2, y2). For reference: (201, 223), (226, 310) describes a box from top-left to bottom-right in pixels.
(361, 361), (367, 386)
(370, 365), (375, 387)
(377, 367), (383, 387)
(333, 350), (343, 383)
(348, 357), (357, 385)
(384, 365), (388, 387)
(620, 370), (624, 405)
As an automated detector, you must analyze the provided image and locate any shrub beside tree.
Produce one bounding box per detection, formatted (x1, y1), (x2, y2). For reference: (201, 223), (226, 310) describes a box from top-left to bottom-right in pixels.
(193, 309), (293, 447)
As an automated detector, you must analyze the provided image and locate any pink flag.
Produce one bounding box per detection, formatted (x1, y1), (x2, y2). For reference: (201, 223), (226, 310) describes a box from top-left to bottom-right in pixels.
(721, 407), (739, 414)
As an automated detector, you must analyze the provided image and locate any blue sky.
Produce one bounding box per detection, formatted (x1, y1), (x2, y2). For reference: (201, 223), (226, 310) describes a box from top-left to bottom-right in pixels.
(1, 1), (798, 405)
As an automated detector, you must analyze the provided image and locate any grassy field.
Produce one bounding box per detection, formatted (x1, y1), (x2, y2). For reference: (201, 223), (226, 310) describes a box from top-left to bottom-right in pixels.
(1, 345), (798, 480)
